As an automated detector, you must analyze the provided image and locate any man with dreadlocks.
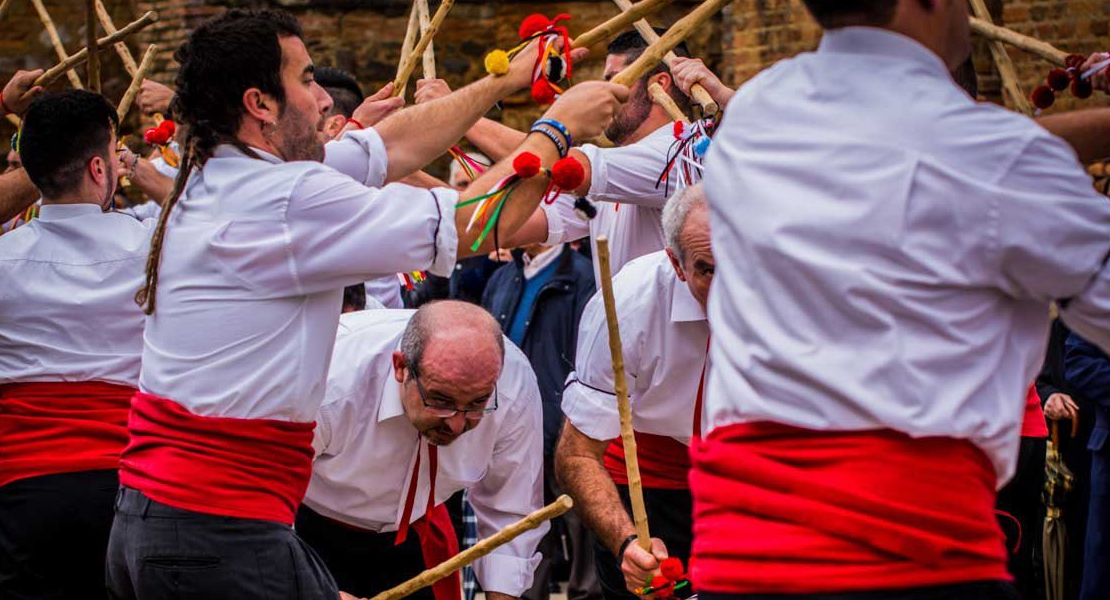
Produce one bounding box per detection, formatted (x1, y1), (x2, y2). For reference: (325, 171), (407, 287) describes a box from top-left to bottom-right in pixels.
(104, 8), (626, 600)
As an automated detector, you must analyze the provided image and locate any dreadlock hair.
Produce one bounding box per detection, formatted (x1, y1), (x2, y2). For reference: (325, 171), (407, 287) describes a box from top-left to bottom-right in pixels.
(135, 8), (304, 314)
(799, 0), (898, 29)
(607, 28), (692, 114)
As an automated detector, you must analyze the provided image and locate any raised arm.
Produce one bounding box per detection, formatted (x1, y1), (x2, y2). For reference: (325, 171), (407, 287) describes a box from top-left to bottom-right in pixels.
(0, 168), (38, 224)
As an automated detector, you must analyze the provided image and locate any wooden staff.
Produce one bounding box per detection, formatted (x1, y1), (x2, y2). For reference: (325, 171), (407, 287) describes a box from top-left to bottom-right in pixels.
(365, 495), (574, 600)
(29, 0), (84, 89)
(0, 0), (17, 24)
(611, 0), (717, 115)
(94, 0), (138, 75)
(392, 0), (454, 97)
(396, 2), (420, 97)
(968, 0), (1032, 115)
(572, 0), (679, 49)
(416, 0), (436, 79)
(611, 0), (734, 88)
(969, 16), (1068, 67)
(85, 0), (100, 92)
(34, 11), (158, 88)
(594, 236), (651, 551)
(648, 81), (688, 123)
(116, 44), (157, 121)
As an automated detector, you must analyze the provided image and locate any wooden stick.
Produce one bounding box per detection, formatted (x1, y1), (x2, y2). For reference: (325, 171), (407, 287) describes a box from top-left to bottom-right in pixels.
(85, 0), (100, 92)
(365, 495), (574, 600)
(0, 0), (17, 25)
(648, 81), (688, 123)
(611, 0), (717, 115)
(969, 16), (1068, 67)
(117, 44), (157, 121)
(34, 11), (158, 87)
(29, 0), (84, 89)
(392, 0), (454, 97)
(4, 113), (19, 128)
(396, 2), (420, 97)
(416, 0), (436, 79)
(94, 0), (138, 75)
(594, 236), (651, 551)
(572, 0), (679, 49)
(611, 0), (735, 88)
(968, 0), (1032, 115)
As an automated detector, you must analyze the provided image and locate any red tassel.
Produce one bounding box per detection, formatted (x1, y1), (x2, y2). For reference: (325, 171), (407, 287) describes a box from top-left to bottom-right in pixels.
(519, 14), (551, 39)
(513, 152), (542, 178)
(1031, 85), (1055, 109)
(660, 557), (685, 580)
(531, 79), (557, 104)
(1047, 68), (1070, 91)
(550, 156), (585, 191)
(1073, 77), (1094, 99)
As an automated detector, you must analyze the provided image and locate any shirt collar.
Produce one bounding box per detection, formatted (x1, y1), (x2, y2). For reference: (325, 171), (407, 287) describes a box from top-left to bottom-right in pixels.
(36, 203), (104, 221)
(377, 341), (407, 423)
(818, 27), (950, 79)
(670, 271), (706, 323)
(522, 244), (563, 279)
(212, 143), (284, 164)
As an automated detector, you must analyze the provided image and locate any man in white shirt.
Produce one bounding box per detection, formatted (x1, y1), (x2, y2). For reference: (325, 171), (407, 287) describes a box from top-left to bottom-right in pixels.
(106, 9), (626, 600)
(697, 1), (1110, 598)
(556, 185), (712, 599)
(0, 90), (152, 600)
(298, 303), (544, 600)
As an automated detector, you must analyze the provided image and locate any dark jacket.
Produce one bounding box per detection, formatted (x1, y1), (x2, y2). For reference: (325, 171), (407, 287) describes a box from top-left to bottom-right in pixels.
(482, 245), (596, 457)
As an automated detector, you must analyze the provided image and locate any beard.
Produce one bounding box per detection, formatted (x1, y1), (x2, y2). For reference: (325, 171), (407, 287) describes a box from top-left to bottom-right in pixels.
(275, 103), (325, 162)
(604, 83), (653, 145)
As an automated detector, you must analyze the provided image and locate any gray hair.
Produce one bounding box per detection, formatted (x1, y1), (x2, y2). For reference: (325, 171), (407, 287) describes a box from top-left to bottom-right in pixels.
(661, 183), (707, 264)
(400, 300), (505, 373)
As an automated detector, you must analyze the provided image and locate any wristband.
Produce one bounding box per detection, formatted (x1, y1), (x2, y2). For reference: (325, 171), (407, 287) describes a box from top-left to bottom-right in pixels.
(534, 118), (572, 148)
(616, 534), (639, 562)
(347, 117), (365, 130)
(530, 125), (567, 157)
(0, 93), (11, 116)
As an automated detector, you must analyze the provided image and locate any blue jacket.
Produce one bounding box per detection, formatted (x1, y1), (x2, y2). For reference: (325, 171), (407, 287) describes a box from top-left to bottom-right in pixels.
(482, 246), (596, 457)
(1064, 333), (1110, 454)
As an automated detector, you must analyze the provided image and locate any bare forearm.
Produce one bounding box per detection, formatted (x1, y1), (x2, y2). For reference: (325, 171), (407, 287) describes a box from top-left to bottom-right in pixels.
(399, 170), (449, 189)
(129, 159), (174, 205)
(0, 169), (38, 224)
(486, 592), (515, 600)
(555, 425), (636, 555)
(456, 132), (562, 256)
(378, 76), (516, 181)
(466, 117), (528, 163)
(1039, 107), (1110, 164)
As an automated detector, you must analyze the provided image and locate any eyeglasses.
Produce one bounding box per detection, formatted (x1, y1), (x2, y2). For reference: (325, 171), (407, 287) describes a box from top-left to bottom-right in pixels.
(408, 365), (498, 420)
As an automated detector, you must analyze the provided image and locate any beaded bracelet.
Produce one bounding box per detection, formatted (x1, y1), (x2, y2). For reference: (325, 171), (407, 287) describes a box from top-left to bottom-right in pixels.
(534, 118), (572, 148)
(530, 124), (567, 157)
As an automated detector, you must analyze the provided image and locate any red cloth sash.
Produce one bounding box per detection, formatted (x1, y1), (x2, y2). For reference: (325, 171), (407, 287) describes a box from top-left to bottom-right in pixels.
(1021, 385), (1049, 438)
(0, 382), (134, 489)
(118, 392), (315, 525)
(605, 433), (691, 490)
(395, 443), (461, 600)
(690, 422), (1010, 594)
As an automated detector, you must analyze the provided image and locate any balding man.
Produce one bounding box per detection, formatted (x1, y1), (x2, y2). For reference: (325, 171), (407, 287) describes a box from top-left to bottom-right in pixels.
(298, 302), (545, 600)
(556, 184), (713, 599)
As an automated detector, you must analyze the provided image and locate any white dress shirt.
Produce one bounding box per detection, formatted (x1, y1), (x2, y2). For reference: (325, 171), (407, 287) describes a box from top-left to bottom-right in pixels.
(563, 251), (708, 443)
(703, 27), (1110, 482)
(543, 124), (677, 284)
(139, 128), (459, 422)
(0, 203), (154, 386)
(364, 275), (404, 309)
(305, 310), (545, 595)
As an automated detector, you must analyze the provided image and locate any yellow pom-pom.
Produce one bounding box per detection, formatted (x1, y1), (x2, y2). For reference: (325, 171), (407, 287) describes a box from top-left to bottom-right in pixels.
(485, 50), (511, 76)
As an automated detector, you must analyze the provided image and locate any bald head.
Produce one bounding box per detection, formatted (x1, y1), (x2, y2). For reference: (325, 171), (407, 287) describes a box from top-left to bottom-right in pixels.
(401, 300), (504, 378)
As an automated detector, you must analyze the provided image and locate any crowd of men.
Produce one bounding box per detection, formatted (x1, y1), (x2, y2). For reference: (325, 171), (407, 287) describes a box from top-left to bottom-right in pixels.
(3, 1), (1110, 600)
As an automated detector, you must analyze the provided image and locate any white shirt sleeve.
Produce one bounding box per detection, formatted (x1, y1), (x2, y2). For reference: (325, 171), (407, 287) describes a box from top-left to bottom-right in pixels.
(578, 134), (673, 208)
(469, 369), (546, 595)
(116, 201), (162, 222)
(323, 127), (390, 188)
(561, 290), (640, 442)
(540, 194), (591, 246)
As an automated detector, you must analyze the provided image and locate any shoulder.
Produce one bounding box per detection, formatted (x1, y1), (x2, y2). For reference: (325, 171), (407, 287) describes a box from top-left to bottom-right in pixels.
(498, 342), (541, 411)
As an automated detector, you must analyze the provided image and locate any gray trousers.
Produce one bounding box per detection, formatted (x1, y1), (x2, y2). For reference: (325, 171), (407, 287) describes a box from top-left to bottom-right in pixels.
(106, 487), (338, 600)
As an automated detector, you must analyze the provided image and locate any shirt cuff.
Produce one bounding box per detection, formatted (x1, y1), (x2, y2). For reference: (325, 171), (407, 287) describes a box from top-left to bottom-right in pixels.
(326, 127), (389, 188)
(427, 187), (459, 278)
(472, 551), (543, 596)
(540, 201), (568, 247)
(561, 376), (621, 441)
(577, 143), (606, 199)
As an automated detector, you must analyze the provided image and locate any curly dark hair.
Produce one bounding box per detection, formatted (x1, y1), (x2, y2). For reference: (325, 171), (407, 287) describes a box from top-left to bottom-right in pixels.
(136, 8), (304, 314)
(800, 0), (898, 29)
(20, 90), (119, 198)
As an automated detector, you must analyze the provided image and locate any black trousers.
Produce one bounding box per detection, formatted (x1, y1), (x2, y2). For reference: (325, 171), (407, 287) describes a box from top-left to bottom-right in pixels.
(700, 581), (1020, 600)
(595, 485), (693, 600)
(295, 504), (434, 600)
(0, 469), (119, 600)
(995, 436), (1047, 600)
(106, 487), (337, 600)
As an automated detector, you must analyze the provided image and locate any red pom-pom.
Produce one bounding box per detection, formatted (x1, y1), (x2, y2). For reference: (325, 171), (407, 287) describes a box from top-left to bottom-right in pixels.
(1031, 85), (1055, 109)
(650, 575), (671, 590)
(1073, 77), (1094, 99)
(551, 156), (585, 190)
(673, 121), (686, 139)
(660, 557), (685, 580)
(531, 79), (557, 104)
(520, 14), (551, 39)
(1066, 54), (1086, 69)
(144, 127), (170, 145)
(158, 119), (177, 136)
(513, 152), (542, 178)
(1047, 68), (1071, 91)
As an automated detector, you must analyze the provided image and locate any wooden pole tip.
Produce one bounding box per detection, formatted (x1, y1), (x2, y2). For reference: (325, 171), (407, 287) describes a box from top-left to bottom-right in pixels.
(554, 494), (574, 511)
